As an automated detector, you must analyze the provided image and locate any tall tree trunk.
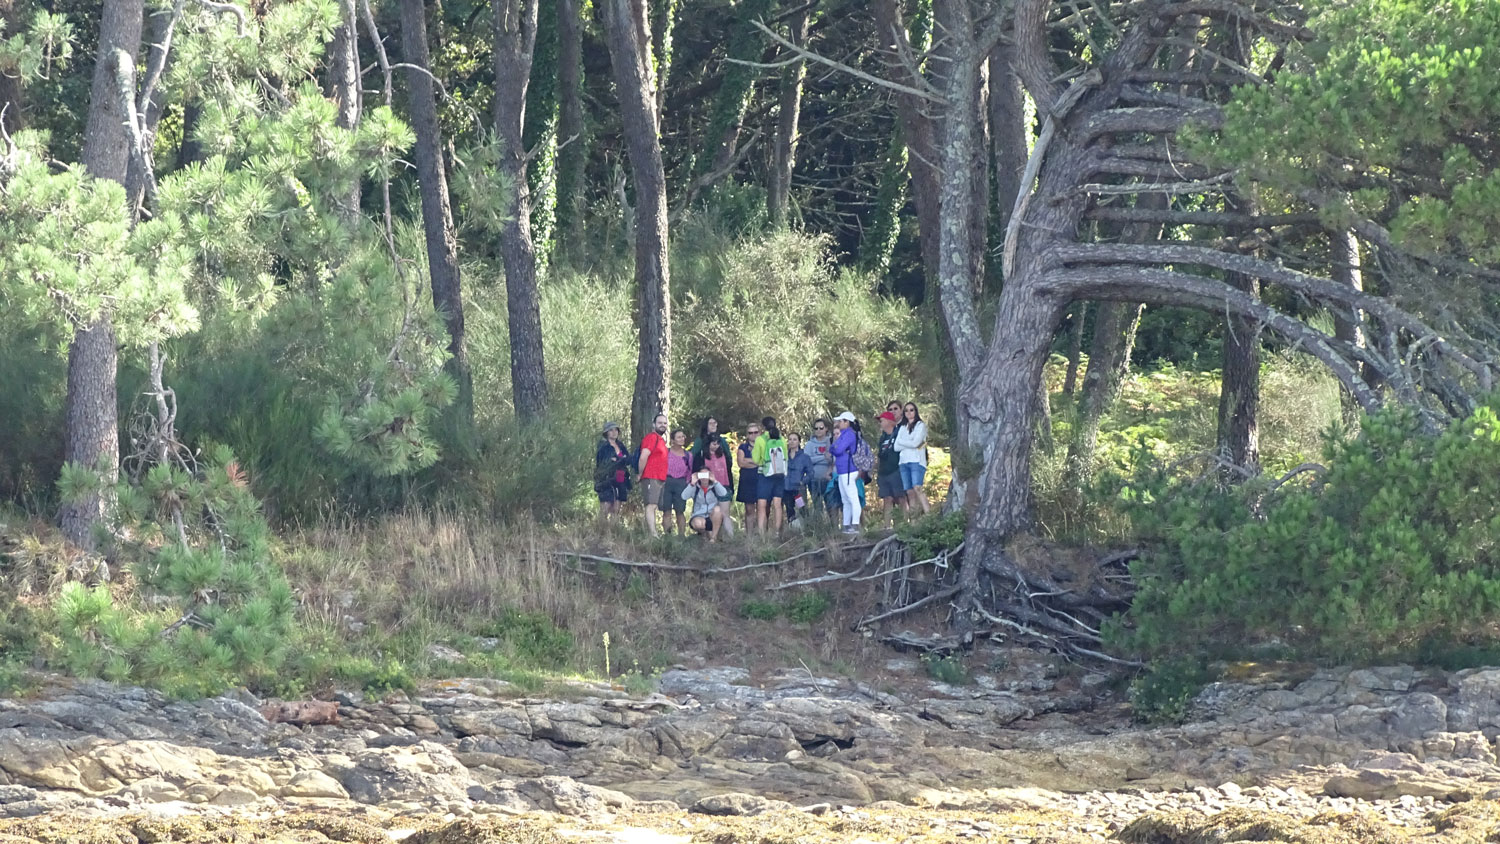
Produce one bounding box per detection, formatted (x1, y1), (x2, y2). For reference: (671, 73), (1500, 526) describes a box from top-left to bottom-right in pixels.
(554, 0), (586, 250)
(329, 0), (362, 219)
(988, 41), (1025, 238)
(602, 0), (670, 439)
(523, 0), (559, 266)
(1331, 229), (1371, 418)
(177, 101), (203, 168)
(858, 133), (907, 272)
(60, 0), (145, 547)
(1064, 300), (1143, 480)
(1062, 303), (1085, 396)
(701, 0), (774, 187)
(492, 0), (550, 424)
(0, 0), (23, 133)
(1217, 271), (1261, 471)
(1064, 197), (1163, 486)
(766, 1), (809, 226)
(401, 0), (476, 440)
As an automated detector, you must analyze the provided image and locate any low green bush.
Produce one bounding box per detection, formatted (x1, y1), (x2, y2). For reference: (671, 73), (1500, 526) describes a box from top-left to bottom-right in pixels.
(1111, 401), (1500, 665)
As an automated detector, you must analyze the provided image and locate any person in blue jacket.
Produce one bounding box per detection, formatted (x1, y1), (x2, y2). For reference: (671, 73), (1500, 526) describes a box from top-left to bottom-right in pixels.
(782, 431), (814, 525)
(830, 411), (862, 534)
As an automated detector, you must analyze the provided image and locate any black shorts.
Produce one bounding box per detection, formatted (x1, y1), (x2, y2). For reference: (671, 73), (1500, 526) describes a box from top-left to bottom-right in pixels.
(662, 476), (689, 513)
(596, 482), (629, 503)
(877, 471), (906, 500)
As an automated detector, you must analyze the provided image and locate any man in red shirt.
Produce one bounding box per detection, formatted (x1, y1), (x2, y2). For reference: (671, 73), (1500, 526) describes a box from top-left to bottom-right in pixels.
(637, 413), (670, 536)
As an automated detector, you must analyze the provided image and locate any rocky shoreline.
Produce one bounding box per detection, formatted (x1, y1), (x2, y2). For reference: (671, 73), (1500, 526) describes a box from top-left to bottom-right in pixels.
(6, 661), (1500, 839)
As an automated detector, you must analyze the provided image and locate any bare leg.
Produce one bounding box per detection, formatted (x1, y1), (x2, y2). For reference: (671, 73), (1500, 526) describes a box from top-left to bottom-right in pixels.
(708, 505), (723, 541)
(757, 499), (769, 534)
(675, 510), (686, 536)
(644, 504), (659, 536)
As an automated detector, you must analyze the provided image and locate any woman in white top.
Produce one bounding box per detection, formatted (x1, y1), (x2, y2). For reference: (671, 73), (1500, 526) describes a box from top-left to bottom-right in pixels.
(894, 402), (931, 515)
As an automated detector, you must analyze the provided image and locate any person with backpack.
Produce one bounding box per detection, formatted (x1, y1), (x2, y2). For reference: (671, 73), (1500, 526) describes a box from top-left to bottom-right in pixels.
(830, 411), (864, 534)
(752, 416), (789, 535)
(594, 421), (632, 527)
(896, 402), (931, 516)
(681, 471), (730, 541)
(876, 411), (908, 527)
(694, 436), (736, 537)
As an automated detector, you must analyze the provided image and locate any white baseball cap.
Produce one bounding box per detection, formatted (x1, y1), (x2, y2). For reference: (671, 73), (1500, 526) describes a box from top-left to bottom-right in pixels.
(834, 411), (856, 422)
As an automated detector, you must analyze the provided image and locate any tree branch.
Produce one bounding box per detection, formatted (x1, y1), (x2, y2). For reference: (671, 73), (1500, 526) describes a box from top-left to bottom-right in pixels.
(1086, 206), (1318, 228)
(1040, 265), (1382, 411)
(748, 18), (944, 102)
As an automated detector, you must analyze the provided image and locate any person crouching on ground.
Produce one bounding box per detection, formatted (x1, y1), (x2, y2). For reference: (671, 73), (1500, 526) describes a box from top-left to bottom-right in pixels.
(876, 411), (908, 527)
(637, 413), (670, 536)
(753, 416), (789, 535)
(594, 421), (632, 526)
(782, 431), (813, 527)
(694, 436), (737, 537)
(661, 428), (693, 536)
(683, 471), (730, 541)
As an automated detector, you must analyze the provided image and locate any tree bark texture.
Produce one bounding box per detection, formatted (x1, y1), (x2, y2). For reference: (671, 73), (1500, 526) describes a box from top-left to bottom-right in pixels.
(1217, 270), (1261, 471)
(401, 0), (477, 437)
(492, 0), (551, 424)
(766, 1), (809, 226)
(988, 41), (1025, 240)
(329, 0), (363, 219)
(602, 0), (671, 439)
(554, 0), (586, 244)
(61, 0), (144, 547)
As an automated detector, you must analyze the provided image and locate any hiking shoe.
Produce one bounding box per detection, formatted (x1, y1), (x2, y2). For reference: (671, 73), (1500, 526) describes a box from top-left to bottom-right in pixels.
(841, 526), (859, 535)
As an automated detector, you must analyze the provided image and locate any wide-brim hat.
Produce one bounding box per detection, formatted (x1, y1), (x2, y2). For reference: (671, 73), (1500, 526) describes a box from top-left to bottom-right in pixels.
(601, 421), (621, 435)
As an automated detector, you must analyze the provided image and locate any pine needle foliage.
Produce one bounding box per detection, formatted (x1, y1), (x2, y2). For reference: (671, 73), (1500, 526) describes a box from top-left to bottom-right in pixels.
(1113, 400), (1500, 665)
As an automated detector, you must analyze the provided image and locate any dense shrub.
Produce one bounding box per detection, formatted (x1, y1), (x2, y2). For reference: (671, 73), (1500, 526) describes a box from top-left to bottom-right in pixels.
(1111, 401), (1500, 664)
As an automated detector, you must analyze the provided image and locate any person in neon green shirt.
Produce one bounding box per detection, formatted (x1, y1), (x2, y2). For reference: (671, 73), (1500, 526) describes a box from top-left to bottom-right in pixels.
(751, 415), (788, 535)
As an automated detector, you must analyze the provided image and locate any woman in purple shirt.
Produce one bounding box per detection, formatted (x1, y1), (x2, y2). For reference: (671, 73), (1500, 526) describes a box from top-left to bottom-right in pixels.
(830, 411), (862, 533)
(661, 429), (693, 536)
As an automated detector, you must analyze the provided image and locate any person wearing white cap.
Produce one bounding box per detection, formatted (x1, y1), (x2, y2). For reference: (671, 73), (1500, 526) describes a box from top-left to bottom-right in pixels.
(829, 411), (862, 533)
(682, 470), (730, 541)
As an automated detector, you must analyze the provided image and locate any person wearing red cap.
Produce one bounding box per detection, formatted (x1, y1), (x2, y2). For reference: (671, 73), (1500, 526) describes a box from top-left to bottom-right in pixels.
(876, 410), (908, 527)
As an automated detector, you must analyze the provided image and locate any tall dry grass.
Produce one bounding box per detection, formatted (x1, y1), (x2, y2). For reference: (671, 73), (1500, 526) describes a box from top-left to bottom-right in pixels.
(279, 509), (896, 680)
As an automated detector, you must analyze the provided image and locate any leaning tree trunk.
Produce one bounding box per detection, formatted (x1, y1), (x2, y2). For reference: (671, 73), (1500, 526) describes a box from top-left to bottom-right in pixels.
(766, 1), (809, 227)
(59, 0), (144, 548)
(553, 0), (586, 249)
(329, 0), (362, 219)
(401, 0), (477, 439)
(1331, 229), (1369, 420)
(1217, 270), (1261, 472)
(492, 0), (550, 424)
(602, 0), (671, 439)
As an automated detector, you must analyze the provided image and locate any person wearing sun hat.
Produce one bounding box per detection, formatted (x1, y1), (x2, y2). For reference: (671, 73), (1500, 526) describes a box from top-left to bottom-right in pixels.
(594, 421), (632, 526)
(830, 411), (862, 533)
(682, 470), (730, 541)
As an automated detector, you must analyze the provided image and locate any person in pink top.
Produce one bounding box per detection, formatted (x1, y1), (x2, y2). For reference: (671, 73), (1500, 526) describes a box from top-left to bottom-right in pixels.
(661, 429), (693, 536)
(637, 413), (669, 536)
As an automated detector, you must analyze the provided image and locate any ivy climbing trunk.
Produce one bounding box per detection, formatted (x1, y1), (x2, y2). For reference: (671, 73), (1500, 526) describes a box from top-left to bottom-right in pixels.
(60, 0), (144, 547)
(554, 0), (586, 249)
(400, 0), (475, 440)
(523, 0), (559, 266)
(602, 0), (671, 440)
(492, 0), (551, 424)
(767, 1), (809, 226)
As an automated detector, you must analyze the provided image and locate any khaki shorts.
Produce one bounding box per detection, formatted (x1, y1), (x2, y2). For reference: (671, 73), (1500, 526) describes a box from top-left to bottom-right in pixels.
(640, 477), (665, 506)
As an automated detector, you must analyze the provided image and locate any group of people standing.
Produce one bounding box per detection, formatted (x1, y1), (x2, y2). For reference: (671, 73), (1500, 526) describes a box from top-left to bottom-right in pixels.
(594, 402), (932, 540)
